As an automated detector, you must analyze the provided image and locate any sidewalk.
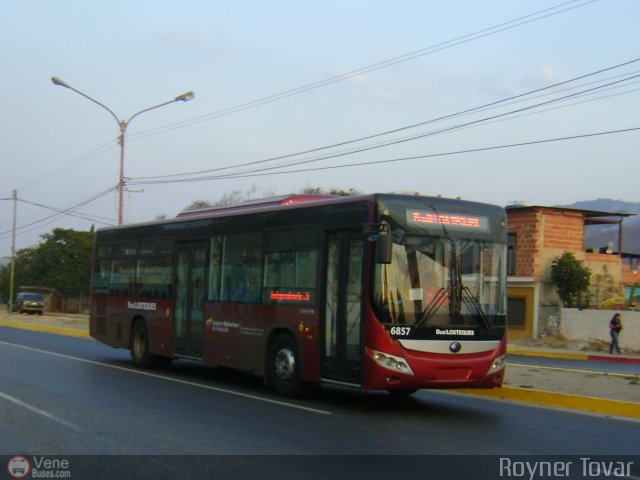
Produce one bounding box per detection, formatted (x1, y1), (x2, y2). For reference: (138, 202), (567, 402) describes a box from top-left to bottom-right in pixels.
(1, 312), (639, 419)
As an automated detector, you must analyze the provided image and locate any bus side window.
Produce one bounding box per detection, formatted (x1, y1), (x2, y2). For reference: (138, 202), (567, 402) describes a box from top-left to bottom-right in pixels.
(210, 233), (263, 303)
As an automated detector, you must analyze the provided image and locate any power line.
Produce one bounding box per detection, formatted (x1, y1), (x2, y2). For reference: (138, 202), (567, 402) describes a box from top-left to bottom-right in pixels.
(127, 0), (600, 142)
(0, 187), (117, 241)
(131, 127), (638, 182)
(11, 140), (116, 196)
(129, 69), (640, 184)
(11, 0), (598, 200)
(18, 198), (115, 224)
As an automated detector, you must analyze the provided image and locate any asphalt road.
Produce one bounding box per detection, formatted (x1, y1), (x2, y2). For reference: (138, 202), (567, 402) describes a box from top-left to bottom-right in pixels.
(1, 327), (639, 479)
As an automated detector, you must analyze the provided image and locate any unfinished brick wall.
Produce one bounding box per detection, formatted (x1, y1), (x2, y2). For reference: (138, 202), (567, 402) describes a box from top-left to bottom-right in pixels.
(507, 210), (541, 278)
(541, 210), (584, 251)
(508, 208), (587, 279)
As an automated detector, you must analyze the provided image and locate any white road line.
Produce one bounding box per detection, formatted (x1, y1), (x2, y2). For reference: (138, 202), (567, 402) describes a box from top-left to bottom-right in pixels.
(0, 390), (82, 431)
(0, 340), (332, 416)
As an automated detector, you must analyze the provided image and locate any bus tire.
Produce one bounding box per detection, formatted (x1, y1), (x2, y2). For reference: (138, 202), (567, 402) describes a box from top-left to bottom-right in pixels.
(388, 389), (418, 397)
(269, 333), (305, 398)
(130, 319), (171, 369)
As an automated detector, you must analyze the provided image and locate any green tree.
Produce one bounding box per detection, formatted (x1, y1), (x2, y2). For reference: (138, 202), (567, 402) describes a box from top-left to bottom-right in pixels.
(0, 228), (93, 309)
(182, 185), (364, 212)
(301, 186), (362, 196)
(550, 252), (591, 308)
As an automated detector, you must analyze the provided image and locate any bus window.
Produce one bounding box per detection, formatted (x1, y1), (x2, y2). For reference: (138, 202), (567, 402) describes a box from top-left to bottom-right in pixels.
(93, 259), (112, 294)
(264, 250), (318, 304)
(209, 233), (263, 303)
(137, 257), (172, 299)
(111, 259), (137, 296)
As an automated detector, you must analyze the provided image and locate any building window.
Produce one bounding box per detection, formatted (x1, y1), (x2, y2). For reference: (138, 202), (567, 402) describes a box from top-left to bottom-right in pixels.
(507, 233), (517, 276)
(507, 297), (526, 327)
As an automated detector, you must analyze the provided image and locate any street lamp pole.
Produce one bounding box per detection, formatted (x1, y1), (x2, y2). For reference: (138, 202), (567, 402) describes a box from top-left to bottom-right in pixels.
(51, 77), (194, 225)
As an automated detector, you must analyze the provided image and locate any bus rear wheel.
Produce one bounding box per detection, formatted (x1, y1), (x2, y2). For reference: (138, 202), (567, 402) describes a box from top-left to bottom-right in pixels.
(269, 333), (305, 397)
(388, 389), (418, 397)
(130, 319), (171, 369)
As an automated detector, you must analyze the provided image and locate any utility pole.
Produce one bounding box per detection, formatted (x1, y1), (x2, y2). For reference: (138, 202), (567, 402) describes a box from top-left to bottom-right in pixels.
(126, 188), (144, 224)
(8, 189), (17, 315)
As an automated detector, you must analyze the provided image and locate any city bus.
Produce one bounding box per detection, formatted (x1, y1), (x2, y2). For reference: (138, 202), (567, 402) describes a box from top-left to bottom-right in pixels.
(90, 193), (507, 397)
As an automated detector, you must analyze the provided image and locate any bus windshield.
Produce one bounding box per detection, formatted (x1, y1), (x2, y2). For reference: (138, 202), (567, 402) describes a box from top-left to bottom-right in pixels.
(374, 234), (506, 332)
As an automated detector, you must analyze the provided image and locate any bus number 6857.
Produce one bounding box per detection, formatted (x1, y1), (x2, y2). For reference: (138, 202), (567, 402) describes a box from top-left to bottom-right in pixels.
(390, 326), (411, 336)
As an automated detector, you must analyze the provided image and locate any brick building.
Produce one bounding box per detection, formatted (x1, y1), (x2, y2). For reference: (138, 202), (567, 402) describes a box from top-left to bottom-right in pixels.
(505, 205), (632, 340)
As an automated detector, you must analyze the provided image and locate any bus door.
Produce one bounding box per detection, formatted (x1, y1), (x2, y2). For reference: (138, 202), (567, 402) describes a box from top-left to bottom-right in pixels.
(322, 230), (363, 385)
(174, 240), (207, 358)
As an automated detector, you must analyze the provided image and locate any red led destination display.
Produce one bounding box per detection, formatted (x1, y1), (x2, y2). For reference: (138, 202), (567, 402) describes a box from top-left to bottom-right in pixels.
(267, 289), (314, 304)
(407, 210), (488, 231)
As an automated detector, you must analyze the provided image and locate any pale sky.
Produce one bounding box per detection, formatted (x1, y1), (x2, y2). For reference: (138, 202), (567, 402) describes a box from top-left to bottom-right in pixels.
(1, 0), (639, 256)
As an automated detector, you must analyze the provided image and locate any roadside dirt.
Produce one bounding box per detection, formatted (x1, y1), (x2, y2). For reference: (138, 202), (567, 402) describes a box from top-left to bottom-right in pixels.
(503, 364), (639, 403)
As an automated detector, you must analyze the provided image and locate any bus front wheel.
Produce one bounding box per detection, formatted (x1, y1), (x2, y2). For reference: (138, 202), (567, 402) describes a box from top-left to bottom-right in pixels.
(130, 319), (171, 369)
(269, 333), (305, 397)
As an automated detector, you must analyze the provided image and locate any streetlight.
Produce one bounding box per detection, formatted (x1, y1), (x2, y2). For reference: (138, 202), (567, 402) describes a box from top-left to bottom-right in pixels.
(51, 76), (194, 225)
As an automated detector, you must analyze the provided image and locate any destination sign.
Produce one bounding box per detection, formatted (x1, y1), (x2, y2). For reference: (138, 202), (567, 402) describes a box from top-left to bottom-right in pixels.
(267, 289), (313, 304)
(407, 210), (489, 232)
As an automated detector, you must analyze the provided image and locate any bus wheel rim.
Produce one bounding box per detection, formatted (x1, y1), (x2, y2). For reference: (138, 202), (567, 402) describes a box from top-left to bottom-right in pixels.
(134, 330), (145, 358)
(274, 348), (295, 382)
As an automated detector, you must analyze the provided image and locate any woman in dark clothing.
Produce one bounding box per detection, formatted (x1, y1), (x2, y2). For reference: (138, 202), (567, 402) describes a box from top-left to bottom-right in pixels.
(608, 313), (622, 354)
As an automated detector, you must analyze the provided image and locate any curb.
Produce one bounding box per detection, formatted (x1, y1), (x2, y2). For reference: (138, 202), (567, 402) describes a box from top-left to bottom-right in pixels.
(508, 347), (588, 360)
(457, 386), (640, 420)
(508, 347), (640, 365)
(0, 320), (91, 339)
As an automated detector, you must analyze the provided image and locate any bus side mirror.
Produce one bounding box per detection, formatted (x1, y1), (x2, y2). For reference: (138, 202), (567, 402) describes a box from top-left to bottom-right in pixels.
(376, 232), (392, 264)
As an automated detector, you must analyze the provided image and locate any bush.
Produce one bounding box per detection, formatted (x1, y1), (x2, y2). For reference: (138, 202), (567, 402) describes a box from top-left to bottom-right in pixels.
(550, 252), (591, 308)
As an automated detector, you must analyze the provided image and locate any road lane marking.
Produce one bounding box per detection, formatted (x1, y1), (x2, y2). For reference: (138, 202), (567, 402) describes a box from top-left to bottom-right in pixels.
(0, 390), (82, 431)
(0, 340), (332, 416)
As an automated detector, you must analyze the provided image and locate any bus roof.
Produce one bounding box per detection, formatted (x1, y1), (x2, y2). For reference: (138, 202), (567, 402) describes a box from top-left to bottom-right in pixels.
(176, 194), (340, 217)
(97, 193), (503, 233)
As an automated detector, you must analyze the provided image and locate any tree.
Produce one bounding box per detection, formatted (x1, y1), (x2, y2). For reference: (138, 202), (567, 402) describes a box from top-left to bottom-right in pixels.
(550, 252), (591, 308)
(0, 228), (93, 310)
(301, 186), (362, 196)
(182, 185), (362, 212)
(183, 185), (275, 211)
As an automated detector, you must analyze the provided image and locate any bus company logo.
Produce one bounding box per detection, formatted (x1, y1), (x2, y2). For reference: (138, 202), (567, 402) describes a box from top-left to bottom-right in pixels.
(7, 456), (30, 479)
(435, 328), (475, 336)
(127, 301), (157, 311)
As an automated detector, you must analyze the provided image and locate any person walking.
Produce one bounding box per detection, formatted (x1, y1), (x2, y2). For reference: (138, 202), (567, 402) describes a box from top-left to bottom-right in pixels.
(608, 313), (622, 354)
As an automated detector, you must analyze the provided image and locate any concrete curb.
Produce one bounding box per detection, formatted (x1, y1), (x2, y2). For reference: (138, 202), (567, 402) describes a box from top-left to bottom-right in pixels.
(0, 320), (91, 339)
(508, 347), (640, 365)
(457, 386), (640, 420)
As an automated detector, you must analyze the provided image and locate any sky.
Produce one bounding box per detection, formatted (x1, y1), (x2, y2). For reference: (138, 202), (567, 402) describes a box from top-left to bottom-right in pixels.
(1, 0), (639, 257)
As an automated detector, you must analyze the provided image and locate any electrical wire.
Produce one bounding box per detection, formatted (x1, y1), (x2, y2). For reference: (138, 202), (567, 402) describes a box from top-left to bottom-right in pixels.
(129, 127), (639, 182)
(127, 0), (600, 142)
(128, 71), (640, 184)
(0, 187), (117, 241)
(14, 140), (116, 195)
(131, 58), (640, 182)
(5, 0), (599, 201)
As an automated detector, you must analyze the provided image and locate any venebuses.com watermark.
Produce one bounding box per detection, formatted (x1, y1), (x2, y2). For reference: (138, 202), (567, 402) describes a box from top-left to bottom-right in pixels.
(7, 456), (71, 479)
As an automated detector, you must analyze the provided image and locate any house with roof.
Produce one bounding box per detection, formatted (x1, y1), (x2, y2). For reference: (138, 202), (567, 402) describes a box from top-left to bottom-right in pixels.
(505, 204), (634, 340)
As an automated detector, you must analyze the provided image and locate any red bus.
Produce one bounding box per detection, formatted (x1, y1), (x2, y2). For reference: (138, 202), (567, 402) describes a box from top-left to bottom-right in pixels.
(90, 193), (507, 396)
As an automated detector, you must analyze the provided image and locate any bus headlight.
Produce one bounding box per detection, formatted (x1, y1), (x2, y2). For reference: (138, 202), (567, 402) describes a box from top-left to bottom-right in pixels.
(488, 355), (506, 374)
(368, 349), (414, 376)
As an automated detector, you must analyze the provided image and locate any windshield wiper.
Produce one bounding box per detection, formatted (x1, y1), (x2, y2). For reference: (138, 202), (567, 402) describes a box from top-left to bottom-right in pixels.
(461, 286), (492, 330)
(415, 287), (448, 328)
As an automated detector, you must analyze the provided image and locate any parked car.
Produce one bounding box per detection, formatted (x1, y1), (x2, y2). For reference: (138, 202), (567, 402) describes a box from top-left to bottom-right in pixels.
(13, 292), (45, 315)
